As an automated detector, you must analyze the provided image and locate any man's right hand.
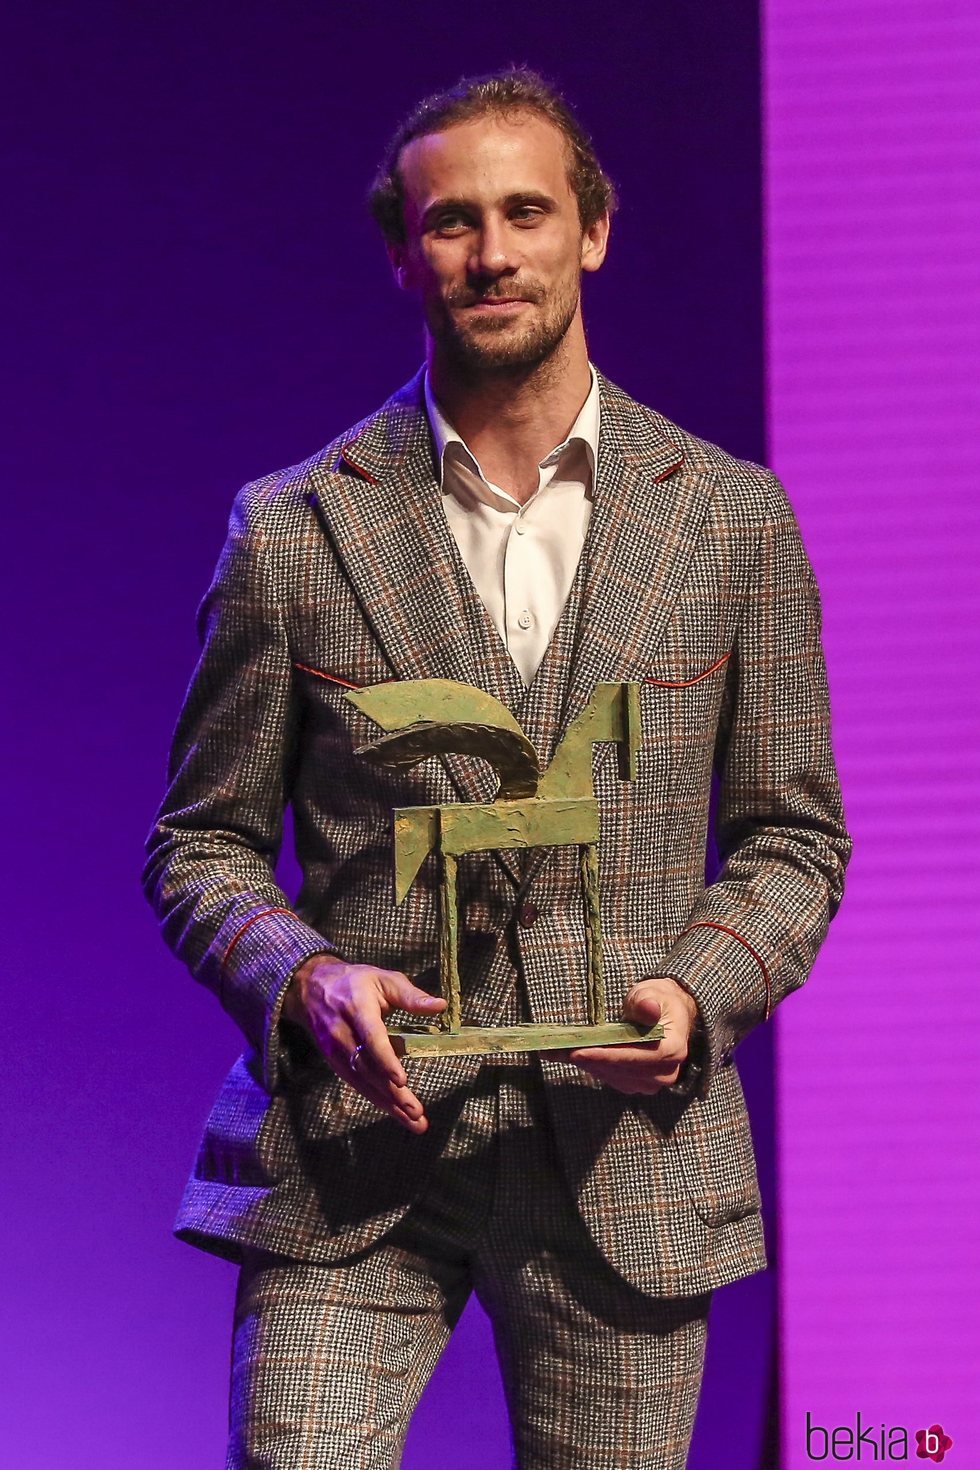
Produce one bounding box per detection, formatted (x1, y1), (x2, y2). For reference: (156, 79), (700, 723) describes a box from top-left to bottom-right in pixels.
(281, 954), (446, 1133)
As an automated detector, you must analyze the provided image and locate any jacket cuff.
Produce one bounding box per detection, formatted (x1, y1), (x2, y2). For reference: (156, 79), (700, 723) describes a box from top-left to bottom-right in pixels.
(663, 1007), (709, 1099)
(656, 920), (772, 1098)
(216, 906), (335, 1093)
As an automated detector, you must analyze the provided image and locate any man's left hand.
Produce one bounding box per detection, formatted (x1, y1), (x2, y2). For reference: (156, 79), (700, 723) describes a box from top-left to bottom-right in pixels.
(555, 976), (700, 1095)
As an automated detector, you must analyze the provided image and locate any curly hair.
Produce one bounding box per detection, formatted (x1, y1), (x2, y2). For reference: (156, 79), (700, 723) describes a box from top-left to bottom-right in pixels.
(368, 66), (618, 247)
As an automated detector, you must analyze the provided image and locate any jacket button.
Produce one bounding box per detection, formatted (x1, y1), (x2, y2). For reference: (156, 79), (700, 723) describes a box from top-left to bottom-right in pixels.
(518, 903), (539, 928)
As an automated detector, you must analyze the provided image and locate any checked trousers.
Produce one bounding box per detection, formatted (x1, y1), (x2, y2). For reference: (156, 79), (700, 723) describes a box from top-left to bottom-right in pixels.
(227, 1059), (711, 1469)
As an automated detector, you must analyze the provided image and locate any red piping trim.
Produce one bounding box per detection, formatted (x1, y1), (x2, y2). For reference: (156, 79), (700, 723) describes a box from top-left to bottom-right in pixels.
(681, 919), (773, 1022)
(644, 650), (731, 688)
(653, 456), (684, 483)
(339, 445), (379, 484)
(293, 661), (364, 690)
(221, 907), (293, 974)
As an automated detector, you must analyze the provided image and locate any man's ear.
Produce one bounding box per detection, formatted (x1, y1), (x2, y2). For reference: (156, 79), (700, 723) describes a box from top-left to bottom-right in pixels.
(581, 210), (611, 274)
(388, 244), (413, 291)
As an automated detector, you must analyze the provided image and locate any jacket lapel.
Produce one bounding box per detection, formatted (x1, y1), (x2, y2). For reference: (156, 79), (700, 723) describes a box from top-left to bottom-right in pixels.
(304, 368), (521, 811)
(511, 373), (716, 900)
(556, 371), (717, 751)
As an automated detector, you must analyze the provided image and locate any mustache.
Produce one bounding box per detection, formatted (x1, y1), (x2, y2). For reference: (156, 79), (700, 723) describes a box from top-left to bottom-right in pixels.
(449, 284), (542, 307)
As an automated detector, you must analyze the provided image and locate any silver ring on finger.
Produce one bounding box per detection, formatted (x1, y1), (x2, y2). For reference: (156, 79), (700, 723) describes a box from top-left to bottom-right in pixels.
(349, 1042), (366, 1073)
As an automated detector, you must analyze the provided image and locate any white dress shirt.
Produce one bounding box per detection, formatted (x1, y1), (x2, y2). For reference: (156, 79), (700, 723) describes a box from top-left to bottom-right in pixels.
(424, 366), (600, 687)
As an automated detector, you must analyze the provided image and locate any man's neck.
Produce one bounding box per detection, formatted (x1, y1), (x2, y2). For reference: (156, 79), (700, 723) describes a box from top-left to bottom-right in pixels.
(426, 330), (593, 505)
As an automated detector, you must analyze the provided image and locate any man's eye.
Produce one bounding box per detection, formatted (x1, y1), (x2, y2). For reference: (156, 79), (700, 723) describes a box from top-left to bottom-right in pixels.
(512, 207), (543, 224)
(436, 215), (468, 232)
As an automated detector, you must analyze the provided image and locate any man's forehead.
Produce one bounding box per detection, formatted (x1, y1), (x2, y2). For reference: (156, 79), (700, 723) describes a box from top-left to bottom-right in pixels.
(398, 112), (573, 206)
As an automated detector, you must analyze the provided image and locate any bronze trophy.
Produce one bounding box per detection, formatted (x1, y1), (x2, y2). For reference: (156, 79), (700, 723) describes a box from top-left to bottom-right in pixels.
(348, 679), (663, 1056)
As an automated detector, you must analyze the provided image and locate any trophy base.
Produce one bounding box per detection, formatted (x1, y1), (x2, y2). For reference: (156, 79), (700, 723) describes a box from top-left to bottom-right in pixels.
(389, 1021), (665, 1057)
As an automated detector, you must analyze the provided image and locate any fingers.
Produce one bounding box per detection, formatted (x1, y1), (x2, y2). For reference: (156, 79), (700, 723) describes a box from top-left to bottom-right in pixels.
(344, 970), (445, 1129)
(354, 971), (445, 1128)
(623, 990), (664, 1025)
(570, 1055), (682, 1094)
(331, 967), (444, 1132)
(339, 1038), (429, 1133)
(552, 1040), (686, 1095)
(352, 1005), (409, 1089)
(377, 971), (448, 1018)
(299, 959), (447, 1131)
(625, 975), (699, 1033)
(553, 975), (697, 1096)
(307, 995), (421, 1129)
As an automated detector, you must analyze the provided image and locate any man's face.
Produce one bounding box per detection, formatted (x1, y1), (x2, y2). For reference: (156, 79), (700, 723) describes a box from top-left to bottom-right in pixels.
(391, 110), (608, 374)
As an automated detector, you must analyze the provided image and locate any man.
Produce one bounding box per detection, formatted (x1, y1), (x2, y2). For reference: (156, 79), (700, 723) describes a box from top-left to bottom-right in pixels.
(144, 67), (851, 1469)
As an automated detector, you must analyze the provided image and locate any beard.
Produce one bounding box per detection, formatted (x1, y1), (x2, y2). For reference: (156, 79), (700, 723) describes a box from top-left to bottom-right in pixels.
(430, 273), (581, 379)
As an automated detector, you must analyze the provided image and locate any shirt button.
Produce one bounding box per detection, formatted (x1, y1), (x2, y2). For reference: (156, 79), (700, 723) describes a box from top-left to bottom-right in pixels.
(518, 903), (539, 928)
(514, 520), (526, 536)
(517, 609), (532, 630)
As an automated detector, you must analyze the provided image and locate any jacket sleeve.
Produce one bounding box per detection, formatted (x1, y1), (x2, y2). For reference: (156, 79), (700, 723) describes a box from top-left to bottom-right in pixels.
(142, 482), (334, 1094)
(660, 471), (852, 1100)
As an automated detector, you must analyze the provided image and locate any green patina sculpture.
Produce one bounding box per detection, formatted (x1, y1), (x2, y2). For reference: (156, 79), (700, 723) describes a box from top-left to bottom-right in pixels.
(348, 679), (664, 1056)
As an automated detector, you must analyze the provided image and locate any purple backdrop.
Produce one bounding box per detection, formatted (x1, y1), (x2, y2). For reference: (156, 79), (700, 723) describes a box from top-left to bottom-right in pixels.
(5, 4), (777, 1465)
(763, 1), (980, 1464)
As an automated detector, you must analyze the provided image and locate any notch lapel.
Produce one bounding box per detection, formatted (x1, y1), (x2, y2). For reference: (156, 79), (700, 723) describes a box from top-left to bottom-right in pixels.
(512, 373), (717, 899)
(556, 372), (717, 751)
(305, 368), (521, 812)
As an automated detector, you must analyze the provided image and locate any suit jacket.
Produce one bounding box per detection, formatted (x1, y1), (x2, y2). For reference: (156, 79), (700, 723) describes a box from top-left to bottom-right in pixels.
(142, 365), (852, 1298)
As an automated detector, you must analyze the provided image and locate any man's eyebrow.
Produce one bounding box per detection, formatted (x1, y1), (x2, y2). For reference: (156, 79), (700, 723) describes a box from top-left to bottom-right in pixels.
(421, 191), (557, 226)
(500, 191), (557, 209)
(420, 197), (470, 226)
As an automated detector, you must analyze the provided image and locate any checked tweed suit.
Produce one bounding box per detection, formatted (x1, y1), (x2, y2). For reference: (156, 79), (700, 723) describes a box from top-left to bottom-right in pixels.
(143, 365), (851, 1302)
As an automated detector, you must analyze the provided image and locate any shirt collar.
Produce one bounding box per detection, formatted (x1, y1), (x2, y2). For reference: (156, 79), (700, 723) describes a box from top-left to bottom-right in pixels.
(424, 364), (600, 493)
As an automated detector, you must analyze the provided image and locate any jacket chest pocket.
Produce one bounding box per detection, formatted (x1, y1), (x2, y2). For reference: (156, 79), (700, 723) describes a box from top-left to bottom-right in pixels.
(290, 608), (396, 736)
(638, 601), (734, 758)
(290, 657), (457, 817)
(291, 662), (383, 760)
(289, 576), (396, 697)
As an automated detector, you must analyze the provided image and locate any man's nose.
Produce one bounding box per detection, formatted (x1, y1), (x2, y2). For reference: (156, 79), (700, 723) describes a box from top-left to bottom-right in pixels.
(468, 216), (518, 278)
